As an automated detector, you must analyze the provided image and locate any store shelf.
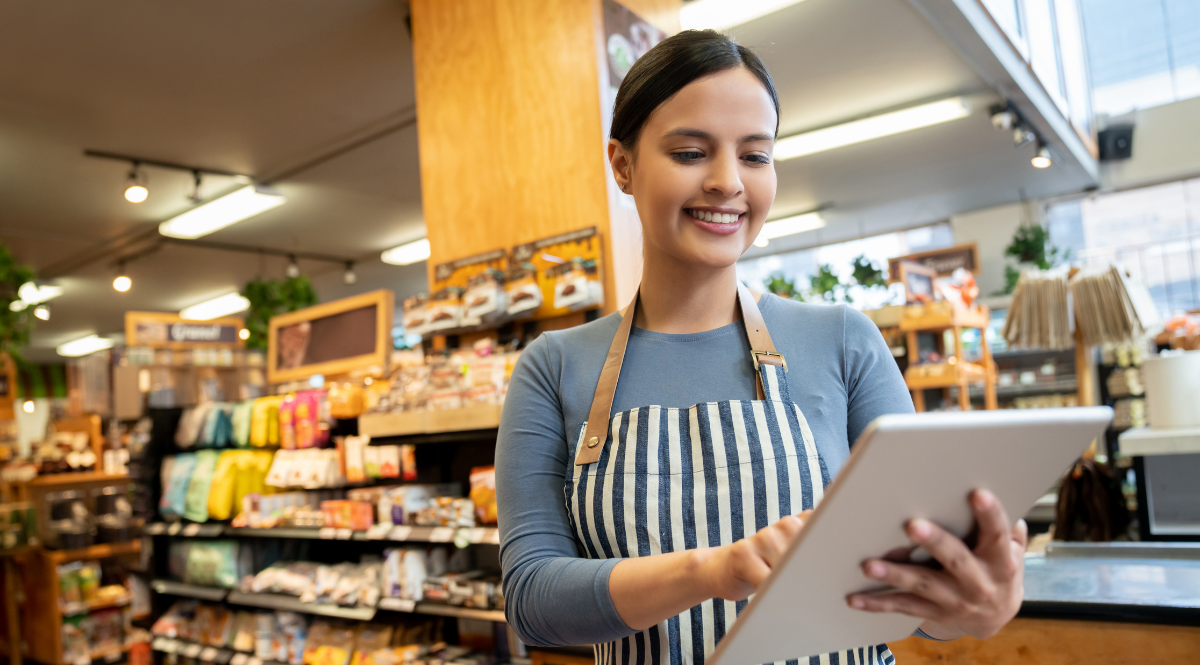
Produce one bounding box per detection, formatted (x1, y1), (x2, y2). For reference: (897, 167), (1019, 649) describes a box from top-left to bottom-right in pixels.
(62, 595), (132, 616)
(25, 472), (129, 487)
(152, 637), (255, 665)
(904, 360), (988, 390)
(899, 305), (990, 332)
(225, 527), (326, 540)
(43, 540), (141, 565)
(358, 404), (502, 439)
(1118, 426), (1200, 456)
(412, 603), (505, 623)
(225, 591), (377, 621)
(148, 523), (501, 545)
(151, 579), (230, 601)
(970, 378), (1078, 399)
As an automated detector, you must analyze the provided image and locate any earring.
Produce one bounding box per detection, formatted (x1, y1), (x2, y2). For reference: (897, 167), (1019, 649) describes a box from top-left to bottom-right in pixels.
(621, 184), (629, 193)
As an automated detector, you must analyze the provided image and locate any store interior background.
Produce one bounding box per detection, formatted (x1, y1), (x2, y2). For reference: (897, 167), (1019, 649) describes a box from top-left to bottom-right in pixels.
(2, 0), (1200, 664)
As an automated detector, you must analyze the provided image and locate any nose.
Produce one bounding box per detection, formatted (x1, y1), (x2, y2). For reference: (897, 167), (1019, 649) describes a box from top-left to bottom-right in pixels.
(703, 150), (743, 199)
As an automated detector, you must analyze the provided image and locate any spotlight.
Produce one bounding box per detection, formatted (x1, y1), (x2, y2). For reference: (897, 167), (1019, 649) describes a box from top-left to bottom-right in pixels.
(1032, 145), (1052, 169)
(238, 328), (251, 341)
(113, 264), (132, 292)
(286, 255), (300, 278)
(33, 304), (50, 320)
(990, 109), (1017, 131)
(1012, 127), (1036, 148)
(343, 262), (357, 285)
(22, 400), (34, 414)
(124, 163), (148, 203)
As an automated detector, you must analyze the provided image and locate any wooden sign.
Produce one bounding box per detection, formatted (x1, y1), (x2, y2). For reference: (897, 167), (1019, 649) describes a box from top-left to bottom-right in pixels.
(125, 312), (245, 348)
(268, 290), (393, 384)
(888, 243), (978, 280)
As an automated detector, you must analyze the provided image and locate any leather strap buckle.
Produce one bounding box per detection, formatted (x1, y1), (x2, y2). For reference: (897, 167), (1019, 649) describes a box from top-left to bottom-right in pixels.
(752, 350), (787, 372)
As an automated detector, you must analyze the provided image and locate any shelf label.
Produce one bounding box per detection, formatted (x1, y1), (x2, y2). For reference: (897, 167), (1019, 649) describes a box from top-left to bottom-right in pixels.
(379, 598), (416, 612)
(183, 523), (202, 537)
(146, 523), (166, 535)
(248, 657), (264, 665)
(105, 651), (123, 663)
(336, 528), (354, 540)
(231, 654), (249, 665)
(468, 528), (486, 544)
(185, 644), (203, 658)
(429, 527), (454, 542)
(366, 524), (392, 540)
(318, 528), (337, 540)
(168, 523), (183, 536)
(201, 647), (220, 661)
(388, 525), (412, 541)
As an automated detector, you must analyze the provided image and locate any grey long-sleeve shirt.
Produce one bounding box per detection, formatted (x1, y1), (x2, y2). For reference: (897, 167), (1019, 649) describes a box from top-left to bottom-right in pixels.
(495, 296), (915, 647)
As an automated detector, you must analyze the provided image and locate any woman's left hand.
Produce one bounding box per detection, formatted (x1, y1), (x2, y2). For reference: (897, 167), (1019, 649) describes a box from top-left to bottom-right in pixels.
(846, 489), (1027, 641)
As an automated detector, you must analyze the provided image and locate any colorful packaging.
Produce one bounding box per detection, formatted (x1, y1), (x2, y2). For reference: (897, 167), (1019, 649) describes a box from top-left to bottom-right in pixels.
(293, 390), (329, 449)
(426, 287), (465, 332)
(184, 450), (221, 522)
(400, 445), (417, 481)
(328, 383), (365, 420)
(279, 395), (298, 450)
(161, 453), (197, 520)
(551, 257), (603, 310)
(505, 264), (542, 315)
(250, 396), (284, 448)
(401, 295), (430, 338)
(378, 446), (400, 479)
(176, 404), (212, 448)
(461, 270), (507, 327)
(343, 436), (366, 484)
(469, 466), (497, 525)
(362, 446), (380, 479)
(232, 400), (255, 448)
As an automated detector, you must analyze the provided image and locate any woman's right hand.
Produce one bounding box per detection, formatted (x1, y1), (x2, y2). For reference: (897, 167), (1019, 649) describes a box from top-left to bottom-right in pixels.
(697, 510), (813, 601)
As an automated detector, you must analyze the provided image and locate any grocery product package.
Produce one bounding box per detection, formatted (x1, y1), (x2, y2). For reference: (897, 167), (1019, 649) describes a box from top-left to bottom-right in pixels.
(505, 264), (542, 315)
(461, 270), (507, 327)
(328, 383), (365, 420)
(202, 402), (233, 448)
(349, 624), (393, 665)
(161, 453), (197, 520)
(469, 466), (497, 525)
(402, 295), (430, 338)
(250, 396), (284, 448)
(426, 287), (464, 332)
(184, 540), (241, 588)
(176, 404), (212, 448)
(232, 400), (255, 448)
(293, 390), (329, 449)
(551, 257), (603, 311)
(279, 395), (297, 449)
(184, 449), (221, 522)
(207, 450), (241, 520)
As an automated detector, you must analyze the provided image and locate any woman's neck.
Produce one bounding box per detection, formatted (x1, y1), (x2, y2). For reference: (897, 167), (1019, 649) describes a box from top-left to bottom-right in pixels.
(634, 252), (741, 334)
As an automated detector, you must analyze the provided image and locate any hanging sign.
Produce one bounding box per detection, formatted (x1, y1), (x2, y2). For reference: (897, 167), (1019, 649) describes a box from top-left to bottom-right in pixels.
(125, 312), (245, 348)
(888, 243), (978, 280)
(268, 289), (394, 384)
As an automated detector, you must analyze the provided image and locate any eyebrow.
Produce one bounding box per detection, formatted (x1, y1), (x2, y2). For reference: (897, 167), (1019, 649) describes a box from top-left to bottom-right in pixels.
(663, 128), (775, 143)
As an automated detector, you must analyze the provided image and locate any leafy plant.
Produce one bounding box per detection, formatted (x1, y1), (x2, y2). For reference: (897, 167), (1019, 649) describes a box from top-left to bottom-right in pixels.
(763, 273), (804, 302)
(1001, 223), (1067, 294)
(241, 276), (319, 349)
(810, 264), (848, 303)
(850, 254), (887, 289)
(0, 244), (38, 358)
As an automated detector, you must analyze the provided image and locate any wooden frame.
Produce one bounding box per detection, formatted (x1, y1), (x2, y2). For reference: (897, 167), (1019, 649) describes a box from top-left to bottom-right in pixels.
(897, 261), (939, 304)
(888, 243), (979, 280)
(125, 311), (245, 349)
(267, 290), (394, 384)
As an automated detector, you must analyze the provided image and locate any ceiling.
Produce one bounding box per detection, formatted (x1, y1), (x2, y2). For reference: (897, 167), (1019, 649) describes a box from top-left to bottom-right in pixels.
(1, 0), (1095, 361)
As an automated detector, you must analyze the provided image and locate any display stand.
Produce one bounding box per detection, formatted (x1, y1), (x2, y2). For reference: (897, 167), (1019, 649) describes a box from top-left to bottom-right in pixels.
(901, 305), (998, 411)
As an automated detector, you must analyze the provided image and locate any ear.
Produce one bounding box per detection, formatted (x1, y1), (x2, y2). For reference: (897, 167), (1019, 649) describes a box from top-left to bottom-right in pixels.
(608, 138), (632, 194)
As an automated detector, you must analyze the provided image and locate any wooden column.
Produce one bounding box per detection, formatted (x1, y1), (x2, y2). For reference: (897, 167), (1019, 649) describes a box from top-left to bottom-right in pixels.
(410, 0), (680, 315)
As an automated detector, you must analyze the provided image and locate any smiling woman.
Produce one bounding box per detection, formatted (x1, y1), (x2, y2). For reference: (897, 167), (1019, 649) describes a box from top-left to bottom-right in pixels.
(495, 29), (1025, 665)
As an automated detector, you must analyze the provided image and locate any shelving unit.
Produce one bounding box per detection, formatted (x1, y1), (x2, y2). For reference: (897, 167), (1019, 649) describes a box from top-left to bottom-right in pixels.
(358, 404), (503, 439)
(145, 523), (501, 545)
(900, 305), (997, 411)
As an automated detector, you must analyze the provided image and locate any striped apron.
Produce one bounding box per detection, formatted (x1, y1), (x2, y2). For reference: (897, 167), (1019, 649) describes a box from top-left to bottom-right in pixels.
(566, 286), (895, 665)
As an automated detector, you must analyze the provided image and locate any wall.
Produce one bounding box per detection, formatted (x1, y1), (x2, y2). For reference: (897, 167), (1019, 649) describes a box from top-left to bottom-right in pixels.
(1101, 94), (1200, 191)
(950, 202), (1030, 296)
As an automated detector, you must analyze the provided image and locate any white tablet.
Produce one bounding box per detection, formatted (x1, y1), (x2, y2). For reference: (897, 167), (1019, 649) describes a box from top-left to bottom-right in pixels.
(709, 407), (1113, 665)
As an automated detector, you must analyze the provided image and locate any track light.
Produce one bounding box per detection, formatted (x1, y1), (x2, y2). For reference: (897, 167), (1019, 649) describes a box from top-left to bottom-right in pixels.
(238, 328), (251, 341)
(286, 255), (301, 278)
(990, 109), (1017, 131)
(1032, 145), (1052, 169)
(124, 163), (148, 203)
(33, 305), (50, 321)
(22, 400), (35, 414)
(343, 262), (357, 285)
(113, 264), (132, 292)
(381, 238), (431, 266)
(1013, 127), (1036, 148)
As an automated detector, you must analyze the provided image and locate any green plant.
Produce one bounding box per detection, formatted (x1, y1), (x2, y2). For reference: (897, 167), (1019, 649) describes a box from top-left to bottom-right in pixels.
(0, 244), (37, 358)
(810, 264), (847, 303)
(850, 254), (887, 289)
(1000, 223), (1067, 294)
(241, 276), (319, 349)
(763, 273), (804, 302)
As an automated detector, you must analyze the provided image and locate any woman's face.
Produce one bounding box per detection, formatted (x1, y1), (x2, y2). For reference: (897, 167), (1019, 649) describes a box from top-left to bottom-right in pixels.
(611, 67), (778, 270)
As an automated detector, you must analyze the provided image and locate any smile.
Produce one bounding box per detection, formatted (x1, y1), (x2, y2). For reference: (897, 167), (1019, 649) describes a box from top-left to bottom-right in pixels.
(685, 208), (743, 224)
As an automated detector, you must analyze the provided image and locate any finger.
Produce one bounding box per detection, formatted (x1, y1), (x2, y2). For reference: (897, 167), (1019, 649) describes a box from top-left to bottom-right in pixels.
(1012, 518), (1029, 549)
(971, 489), (1014, 561)
(754, 516), (802, 566)
(907, 518), (986, 590)
(733, 552), (774, 591)
(861, 559), (961, 610)
(847, 591), (943, 620)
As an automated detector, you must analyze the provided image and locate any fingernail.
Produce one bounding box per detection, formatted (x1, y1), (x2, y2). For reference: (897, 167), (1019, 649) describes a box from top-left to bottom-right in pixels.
(975, 490), (994, 508)
(910, 519), (931, 540)
(865, 561), (886, 579)
(849, 597), (865, 609)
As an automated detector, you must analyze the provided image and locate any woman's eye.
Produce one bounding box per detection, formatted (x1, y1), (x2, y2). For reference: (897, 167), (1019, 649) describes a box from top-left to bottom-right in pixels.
(744, 154), (771, 165)
(671, 151), (704, 163)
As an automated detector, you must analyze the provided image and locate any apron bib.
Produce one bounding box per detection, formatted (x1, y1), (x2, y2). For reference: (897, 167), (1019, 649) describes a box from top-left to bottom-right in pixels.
(565, 285), (895, 665)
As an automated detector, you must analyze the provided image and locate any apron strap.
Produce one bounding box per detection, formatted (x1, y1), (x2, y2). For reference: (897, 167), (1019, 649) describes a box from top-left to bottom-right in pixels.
(574, 283), (784, 465)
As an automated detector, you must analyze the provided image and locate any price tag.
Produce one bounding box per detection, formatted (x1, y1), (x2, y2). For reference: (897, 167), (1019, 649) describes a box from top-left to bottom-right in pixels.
(201, 647), (220, 661)
(105, 651), (123, 663)
(248, 657), (264, 665)
(185, 643), (203, 658)
(318, 528), (337, 540)
(379, 598), (416, 612)
(147, 523), (166, 535)
(152, 638), (169, 652)
(468, 528), (486, 544)
(366, 524), (391, 540)
(231, 654), (249, 665)
(429, 527), (454, 542)
(183, 523), (202, 537)
(168, 522), (183, 536)
(336, 528), (354, 540)
(389, 525), (412, 541)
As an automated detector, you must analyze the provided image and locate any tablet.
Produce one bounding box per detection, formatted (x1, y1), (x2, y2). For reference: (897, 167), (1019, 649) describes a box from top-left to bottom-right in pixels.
(708, 406), (1113, 665)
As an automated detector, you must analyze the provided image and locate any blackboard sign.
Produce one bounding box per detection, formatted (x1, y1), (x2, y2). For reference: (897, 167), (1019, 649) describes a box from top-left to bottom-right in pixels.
(268, 290), (393, 383)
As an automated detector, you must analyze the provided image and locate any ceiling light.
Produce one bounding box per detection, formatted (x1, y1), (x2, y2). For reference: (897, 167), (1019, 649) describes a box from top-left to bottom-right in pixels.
(381, 238), (431, 266)
(286, 255), (301, 279)
(17, 281), (63, 305)
(990, 109), (1017, 131)
(57, 334), (116, 357)
(343, 262), (357, 285)
(33, 305), (50, 321)
(124, 163), (148, 203)
(238, 328), (251, 341)
(754, 212), (826, 244)
(775, 97), (971, 160)
(158, 185), (285, 239)
(1013, 127), (1036, 148)
(22, 400), (34, 414)
(180, 292), (251, 320)
(681, 0), (808, 30)
(1032, 145), (1052, 169)
(113, 265), (132, 293)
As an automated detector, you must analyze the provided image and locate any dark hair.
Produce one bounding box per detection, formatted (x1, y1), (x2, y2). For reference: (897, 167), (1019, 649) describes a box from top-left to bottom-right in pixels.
(610, 30), (779, 151)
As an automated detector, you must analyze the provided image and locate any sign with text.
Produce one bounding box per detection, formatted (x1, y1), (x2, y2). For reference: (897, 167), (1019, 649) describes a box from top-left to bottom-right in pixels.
(125, 312), (245, 348)
(888, 243), (978, 280)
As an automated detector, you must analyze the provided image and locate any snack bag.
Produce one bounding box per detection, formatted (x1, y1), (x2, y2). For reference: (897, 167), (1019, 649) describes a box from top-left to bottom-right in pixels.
(176, 404), (212, 448)
(552, 258), (602, 311)
(161, 454), (197, 520)
(184, 449), (221, 522)
(207, 450), (241, 520)
(279, 395), (298, 450)
(505, 264), (542, 315)
(461, 270), (507, 327)
(294, 390), (329, 449)
(328, 383), (364, 420)
(232, 400), (255, 448)
(401, 295), (430, 337)
(250, 396), (284, 448)
(426, 287), (464, 332)
(469, 465), (497, 525)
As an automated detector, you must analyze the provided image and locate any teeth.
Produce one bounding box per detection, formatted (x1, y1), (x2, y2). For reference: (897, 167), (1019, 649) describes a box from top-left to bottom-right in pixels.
(687, 209), (741, 223)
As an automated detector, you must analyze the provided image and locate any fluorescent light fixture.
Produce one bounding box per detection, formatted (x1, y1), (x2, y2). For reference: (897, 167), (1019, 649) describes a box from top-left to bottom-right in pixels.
(17, 281), (63, 305)
(775, 97), (971, 161)
(381, 238), (431, 266)
(681, 0), (808, 30)
(754, 212), (825, 245)
(180, 292), (251, 320)
(57, 334), (116, 357)
(159, 185), (285, 239)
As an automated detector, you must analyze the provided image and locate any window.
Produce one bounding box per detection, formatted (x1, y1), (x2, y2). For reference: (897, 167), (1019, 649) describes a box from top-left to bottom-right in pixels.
(736, 223), (955, 310)
(1079, 0), (1200, 116)
(1047, 176), (1200, 315)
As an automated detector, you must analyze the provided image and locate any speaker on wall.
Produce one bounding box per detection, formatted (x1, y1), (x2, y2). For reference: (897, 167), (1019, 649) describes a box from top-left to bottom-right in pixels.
(1099, 124), (1134, 161)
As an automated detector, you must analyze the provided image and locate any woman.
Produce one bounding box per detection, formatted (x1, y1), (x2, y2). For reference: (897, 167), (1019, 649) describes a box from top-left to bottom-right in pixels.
(496, 30), (1026, 665)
